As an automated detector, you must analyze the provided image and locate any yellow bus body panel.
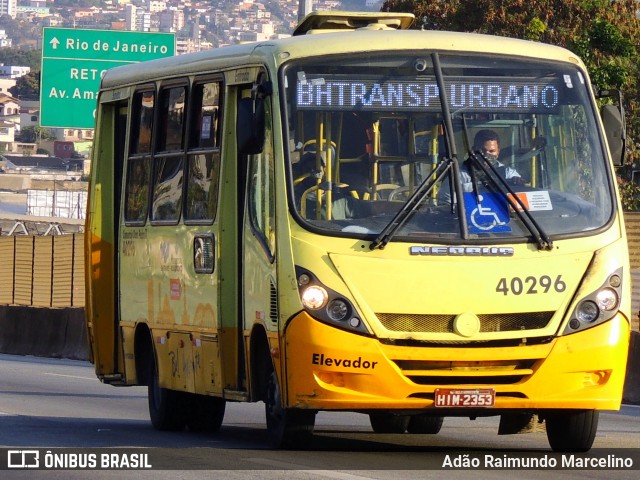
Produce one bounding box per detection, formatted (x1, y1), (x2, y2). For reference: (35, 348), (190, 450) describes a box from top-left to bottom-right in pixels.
(285, 311), (629, 411)
(284, 220), (630, 411)
(117, 224), (228, 391)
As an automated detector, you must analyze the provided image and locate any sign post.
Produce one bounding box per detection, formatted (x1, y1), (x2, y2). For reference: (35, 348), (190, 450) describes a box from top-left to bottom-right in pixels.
(40, 28), (175, 129)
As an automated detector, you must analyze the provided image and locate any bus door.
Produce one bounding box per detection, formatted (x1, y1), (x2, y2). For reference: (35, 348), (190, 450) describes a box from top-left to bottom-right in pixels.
(238, 76), (279, 395)
(211, 70), (277, 398)
(85, 93), (129, 380)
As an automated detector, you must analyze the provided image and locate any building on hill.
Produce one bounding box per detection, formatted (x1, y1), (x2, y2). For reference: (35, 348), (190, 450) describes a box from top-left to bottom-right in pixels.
(0, 65), (30, 79)
(0, 78), (16, 96)
(0, 120), (15, 152)
(0, 29), (12, 47)
(0, 0), (17, 19)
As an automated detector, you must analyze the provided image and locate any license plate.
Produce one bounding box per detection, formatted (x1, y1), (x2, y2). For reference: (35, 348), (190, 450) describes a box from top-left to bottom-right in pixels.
(434, 388), (495, 407)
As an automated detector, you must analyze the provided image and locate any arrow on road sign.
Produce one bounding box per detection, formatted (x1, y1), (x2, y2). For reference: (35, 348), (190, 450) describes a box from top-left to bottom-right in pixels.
(50, 37), (60, 49)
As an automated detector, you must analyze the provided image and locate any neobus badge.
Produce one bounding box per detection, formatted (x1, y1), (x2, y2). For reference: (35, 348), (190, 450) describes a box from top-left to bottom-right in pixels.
(409, 246), (515, 256)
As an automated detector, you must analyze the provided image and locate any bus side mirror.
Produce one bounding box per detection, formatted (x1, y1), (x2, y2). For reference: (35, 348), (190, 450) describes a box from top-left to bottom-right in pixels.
(237, 81), (271, 155)
(601, 104), (625, 166)
(597, 89), (626, 167)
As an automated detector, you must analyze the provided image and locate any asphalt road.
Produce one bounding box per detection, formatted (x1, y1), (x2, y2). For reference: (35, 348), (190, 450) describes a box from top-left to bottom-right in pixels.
(0, 354), (638, 479)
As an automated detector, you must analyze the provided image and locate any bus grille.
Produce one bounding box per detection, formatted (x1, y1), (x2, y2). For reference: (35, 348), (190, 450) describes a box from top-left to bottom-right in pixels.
(375, 312), (554, 333)
(393, 359), (538, 386)
(269, 279), (278, 324)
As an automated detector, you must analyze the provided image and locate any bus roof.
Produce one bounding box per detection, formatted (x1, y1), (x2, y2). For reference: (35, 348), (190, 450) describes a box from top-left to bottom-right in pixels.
(100, 14), (583, 90)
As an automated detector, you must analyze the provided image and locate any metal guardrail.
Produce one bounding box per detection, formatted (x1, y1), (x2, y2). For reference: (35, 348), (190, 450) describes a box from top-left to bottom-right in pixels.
(0, 215), (84, 237)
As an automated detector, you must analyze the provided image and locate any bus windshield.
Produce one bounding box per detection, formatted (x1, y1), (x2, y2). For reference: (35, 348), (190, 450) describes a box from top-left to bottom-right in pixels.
(283, 53), (614, 243)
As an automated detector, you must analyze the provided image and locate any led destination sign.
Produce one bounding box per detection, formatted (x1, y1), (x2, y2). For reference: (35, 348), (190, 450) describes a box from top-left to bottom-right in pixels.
(296, 75), (562, 113)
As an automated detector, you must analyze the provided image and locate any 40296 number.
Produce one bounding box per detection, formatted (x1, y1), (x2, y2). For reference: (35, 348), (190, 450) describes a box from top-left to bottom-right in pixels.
(496, 275), (566, 296)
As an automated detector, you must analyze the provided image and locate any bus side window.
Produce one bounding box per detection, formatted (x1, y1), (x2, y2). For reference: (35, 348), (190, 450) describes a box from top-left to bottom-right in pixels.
(151, 156), (184, 221)
(185, 81), (222, 223)
(151, 85), (187, 223)
(132, 90), (154, 155)
(185, 153), (220, 221)
(124, 90), (155, 224)
(157, 86), (186, 152)
(190, 82), (221, 149)
(125, 158), (151, 223)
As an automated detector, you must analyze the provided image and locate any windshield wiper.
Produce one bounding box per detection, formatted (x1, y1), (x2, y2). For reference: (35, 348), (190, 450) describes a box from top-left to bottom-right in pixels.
(467, 151), (554, 250)
(369, 159), (459, 250)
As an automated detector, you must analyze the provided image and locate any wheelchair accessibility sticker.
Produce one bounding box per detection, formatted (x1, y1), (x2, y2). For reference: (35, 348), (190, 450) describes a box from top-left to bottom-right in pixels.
(464, 192), (511, 233)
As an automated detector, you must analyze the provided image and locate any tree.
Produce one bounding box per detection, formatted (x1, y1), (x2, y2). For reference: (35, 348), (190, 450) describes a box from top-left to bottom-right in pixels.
(0, 15), (42, 47)
(9, 71), (40, 100)
(382, 0), (640, 208)
(0, 47), (40, 70)
(19, 126), (57, 143)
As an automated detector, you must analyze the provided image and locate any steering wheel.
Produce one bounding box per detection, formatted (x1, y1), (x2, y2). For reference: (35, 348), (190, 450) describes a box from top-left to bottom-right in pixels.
(388, 186), (411, 201)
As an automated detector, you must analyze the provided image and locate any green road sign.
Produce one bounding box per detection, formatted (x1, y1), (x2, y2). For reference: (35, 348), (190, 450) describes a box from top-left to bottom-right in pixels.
(40, 28), (175, 129)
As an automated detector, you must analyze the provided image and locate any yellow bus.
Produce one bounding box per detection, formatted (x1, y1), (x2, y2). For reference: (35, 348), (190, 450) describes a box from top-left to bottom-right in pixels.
(85, 11), (630, 452)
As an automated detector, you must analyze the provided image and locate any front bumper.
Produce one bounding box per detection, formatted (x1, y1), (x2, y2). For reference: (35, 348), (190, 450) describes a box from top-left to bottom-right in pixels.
(284, 311), (630, 412)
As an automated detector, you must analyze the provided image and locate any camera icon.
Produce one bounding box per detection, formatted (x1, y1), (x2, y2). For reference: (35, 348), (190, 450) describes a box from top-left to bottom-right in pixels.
(7, 450), (40, 468)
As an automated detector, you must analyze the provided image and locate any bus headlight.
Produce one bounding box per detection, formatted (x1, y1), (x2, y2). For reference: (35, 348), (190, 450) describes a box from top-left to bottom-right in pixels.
(327, 299), (350, 321)
(295, 266), (370, 335)
(564, 268), (623, 335)
(301, 285), (328, 310)
(596, 288), (618, 311)
(576, 300), (599, 323)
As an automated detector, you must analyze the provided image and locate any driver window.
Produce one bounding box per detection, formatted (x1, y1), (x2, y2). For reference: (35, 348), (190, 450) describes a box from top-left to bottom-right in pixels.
(248, 97), (276, 256)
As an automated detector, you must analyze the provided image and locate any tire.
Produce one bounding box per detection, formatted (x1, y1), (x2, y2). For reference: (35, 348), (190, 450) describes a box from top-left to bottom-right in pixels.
(407, 414), (443, 434)
(369, 413), (410, 433)
(147, 354), (186, 431)
(185, 394), (226, 433)
(545, 409), (599, 452)
(265, 371), (315, 449)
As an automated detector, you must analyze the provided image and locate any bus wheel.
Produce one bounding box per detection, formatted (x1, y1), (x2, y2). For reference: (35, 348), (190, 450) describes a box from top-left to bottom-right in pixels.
(545, 409), (599, 452)
(407, 415), (443, 434)
(369, 413), (410, 433)
(265, 371), (315, 449)
(185, 394), (226, 433)
(147, 356), (186, 431)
